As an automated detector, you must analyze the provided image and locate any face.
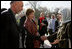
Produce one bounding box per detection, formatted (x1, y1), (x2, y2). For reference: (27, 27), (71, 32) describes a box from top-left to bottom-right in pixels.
(28, 12), (34, 19)
(40, 13), (44, 17)
(52, 16), (55, 19)
(12, 1), (23, 14)
(59, 15), (62, 19)
(16, 1), (23, 14)
(46, 14), (49, 18)
(58, 14), (62, 20)
(46, 16), (49, 18)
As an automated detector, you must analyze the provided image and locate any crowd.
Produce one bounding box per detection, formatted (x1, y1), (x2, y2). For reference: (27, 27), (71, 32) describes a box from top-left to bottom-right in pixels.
(1, 1), (71, 48)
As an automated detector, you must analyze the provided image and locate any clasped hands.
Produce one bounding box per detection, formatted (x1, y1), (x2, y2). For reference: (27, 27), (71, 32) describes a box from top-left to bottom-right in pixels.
(36, 32), (47, 41)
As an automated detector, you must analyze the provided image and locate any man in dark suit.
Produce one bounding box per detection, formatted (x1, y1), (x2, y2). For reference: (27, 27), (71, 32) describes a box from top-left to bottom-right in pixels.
(19, 16), (26, 48)
(1, 8), (7, 12)
(1, 1), (23, 48)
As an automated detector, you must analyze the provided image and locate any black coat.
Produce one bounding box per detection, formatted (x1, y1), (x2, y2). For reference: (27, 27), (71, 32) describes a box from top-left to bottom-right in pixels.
(19, 16), (26, 48)
(38, 18), (48, 36)
(55, 20), (59, 32)
(1, 9), (19, 48)
(19, 16), (26, 33)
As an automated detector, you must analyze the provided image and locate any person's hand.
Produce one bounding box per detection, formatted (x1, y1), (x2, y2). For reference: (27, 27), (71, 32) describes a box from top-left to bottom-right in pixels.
(41, 23), (45, 26)
(36, 32), (40, 36)
(40, 36), (47, 41)
(51, 39), (60, 44)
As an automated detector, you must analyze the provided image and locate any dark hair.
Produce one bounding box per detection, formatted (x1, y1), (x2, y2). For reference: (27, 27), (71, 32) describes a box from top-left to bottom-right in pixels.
(26, 8), (34, 16)
(1, 8), (7, 12)
(10, 1), (16, 4)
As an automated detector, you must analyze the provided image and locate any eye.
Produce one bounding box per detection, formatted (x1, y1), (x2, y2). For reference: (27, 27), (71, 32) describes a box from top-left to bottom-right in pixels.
(22, 4), (23, 7)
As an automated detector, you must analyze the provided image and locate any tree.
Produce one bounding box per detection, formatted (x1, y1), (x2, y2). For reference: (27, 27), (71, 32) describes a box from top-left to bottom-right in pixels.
(28, 1), (38, 10)
(38, 6), (50, 17)
(28, 1), (41, 20)
(54, 8), (60, 18)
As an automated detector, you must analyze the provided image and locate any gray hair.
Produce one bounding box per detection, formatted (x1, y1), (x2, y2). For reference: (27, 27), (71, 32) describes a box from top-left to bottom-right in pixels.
(10, 1), (16, 4)
(40, 12), (44, 16)
(51, 14), (55, 18)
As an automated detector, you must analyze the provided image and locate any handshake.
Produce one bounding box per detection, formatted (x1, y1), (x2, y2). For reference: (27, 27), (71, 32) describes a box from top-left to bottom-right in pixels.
(40, 36), (47, 41)
(36, 32), (47, 41)
(40, 36), (60, 44)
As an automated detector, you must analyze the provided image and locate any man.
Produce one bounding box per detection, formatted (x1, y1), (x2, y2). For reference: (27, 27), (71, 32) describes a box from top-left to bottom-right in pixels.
(19, 11), (26, 48)
(55, 14), (62, 32)
(46, 14), (50, 26)
(1, 1), (23, 48)
(1, 8), (7, 12)
(48, 14), (56, 35)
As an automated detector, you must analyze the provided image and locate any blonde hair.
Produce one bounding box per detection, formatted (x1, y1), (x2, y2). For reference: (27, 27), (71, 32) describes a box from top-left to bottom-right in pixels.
(40, 12), (44, 17)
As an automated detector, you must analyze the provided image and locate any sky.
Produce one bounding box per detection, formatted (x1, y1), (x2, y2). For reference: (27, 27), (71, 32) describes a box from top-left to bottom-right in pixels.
(1, 1), (71, 12)
(40, 1), (71, 11)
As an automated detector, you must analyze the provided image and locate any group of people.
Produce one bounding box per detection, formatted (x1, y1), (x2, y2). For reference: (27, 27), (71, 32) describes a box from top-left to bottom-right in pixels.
(1, 1), (71, 48)
(38, 12), (62, 48)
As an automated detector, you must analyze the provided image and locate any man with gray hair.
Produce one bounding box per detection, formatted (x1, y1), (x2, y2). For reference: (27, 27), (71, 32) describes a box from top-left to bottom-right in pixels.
(1, 1), (23, 48)
(48, 14), (56, 35)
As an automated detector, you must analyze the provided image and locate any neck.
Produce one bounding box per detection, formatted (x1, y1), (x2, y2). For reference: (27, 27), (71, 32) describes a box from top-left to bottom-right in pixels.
(59, 19), (61, 21)
(11, 7), (16, 14)
(52, 18), (54, 19)
(27, 16), (31, 20)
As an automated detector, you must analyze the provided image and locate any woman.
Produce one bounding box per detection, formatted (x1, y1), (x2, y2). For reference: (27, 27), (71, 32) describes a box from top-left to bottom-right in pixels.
(51, 8), (71, 48)
(38, 12), (45, 35)
(24, 9), (47, 48)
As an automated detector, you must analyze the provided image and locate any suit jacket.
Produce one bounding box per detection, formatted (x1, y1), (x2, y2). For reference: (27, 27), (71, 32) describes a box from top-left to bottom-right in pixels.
(19, 16), (26, 34)
(1, 9), (19, 48)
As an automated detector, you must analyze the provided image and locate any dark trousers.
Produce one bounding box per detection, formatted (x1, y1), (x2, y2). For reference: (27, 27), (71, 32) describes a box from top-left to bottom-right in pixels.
(48, 29), (53, 35)
(21, 33), (25, 48)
